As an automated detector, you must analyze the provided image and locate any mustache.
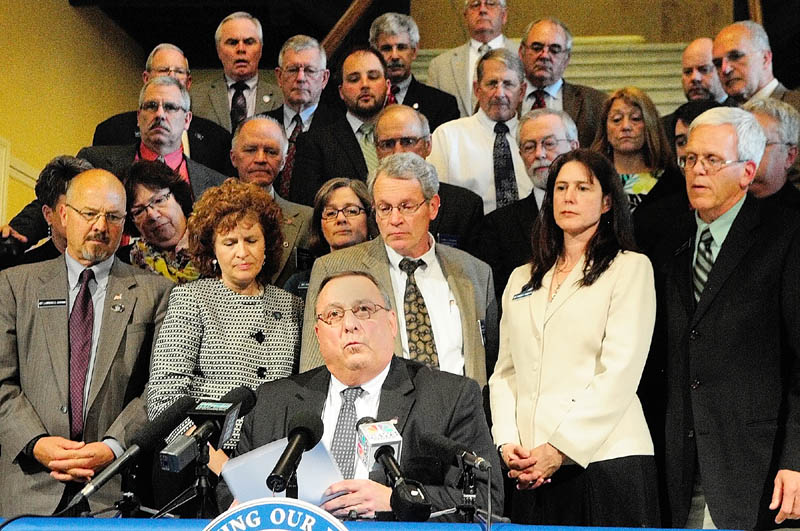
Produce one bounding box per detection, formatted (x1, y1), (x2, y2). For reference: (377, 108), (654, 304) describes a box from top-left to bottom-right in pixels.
(388, 60), (405, 68)
(85, 231), (110, 244)
(148, 118), (170, 131)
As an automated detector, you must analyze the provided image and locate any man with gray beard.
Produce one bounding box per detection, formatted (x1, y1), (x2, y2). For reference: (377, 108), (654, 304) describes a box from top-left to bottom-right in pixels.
(476, 108), (578, 297)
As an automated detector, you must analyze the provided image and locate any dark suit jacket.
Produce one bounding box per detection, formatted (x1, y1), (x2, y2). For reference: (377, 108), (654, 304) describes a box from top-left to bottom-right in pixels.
(562, 81), (608, 148)
(0, 256), (172, 516)
(659, 196), (800, 529)
(432, 182), (484, 253)
(219, 357), (503, 519)
(477, 192), (539, 299)
(290, 114), (366, 206)
(402, 76), (460, 132)
(92, 111), (233, 175)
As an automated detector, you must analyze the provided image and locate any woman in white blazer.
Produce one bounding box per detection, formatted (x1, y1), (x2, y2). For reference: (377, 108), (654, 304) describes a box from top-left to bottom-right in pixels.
(489, 149), (659, 526)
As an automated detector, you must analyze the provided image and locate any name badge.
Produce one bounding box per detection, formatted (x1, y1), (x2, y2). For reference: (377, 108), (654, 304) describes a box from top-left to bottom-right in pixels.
(512, 287), (534, 300)
(38, 299), (66, 308)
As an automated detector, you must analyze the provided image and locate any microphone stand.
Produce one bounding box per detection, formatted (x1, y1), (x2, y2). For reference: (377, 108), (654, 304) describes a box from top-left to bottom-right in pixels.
(152, 442), (217, 519)
(456, 458), (477, 524)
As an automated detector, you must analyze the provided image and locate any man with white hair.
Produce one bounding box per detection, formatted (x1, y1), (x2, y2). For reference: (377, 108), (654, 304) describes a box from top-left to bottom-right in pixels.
(477, 108), (578, 296)
(712, 21), (800, 111)
(369, 12), (459, 130)
(659, 106), (800, 528)
(192, 11), (282, 132)
(427, 0), (516, 117)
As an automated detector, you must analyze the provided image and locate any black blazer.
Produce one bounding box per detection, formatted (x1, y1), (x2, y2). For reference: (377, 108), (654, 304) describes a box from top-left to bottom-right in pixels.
(218, 357), (503, 518)
(403, 76), (460, 132)
(92, 111), (233, 175)
(432, 182), (484, 253)
(659, 196), (800, 529)
(477, 192), (539, 298)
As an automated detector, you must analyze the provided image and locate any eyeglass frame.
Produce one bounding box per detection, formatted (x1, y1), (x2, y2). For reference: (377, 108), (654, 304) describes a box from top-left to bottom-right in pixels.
(375, 136), (428, 152)
(130, 190), (174, 219)
(320, 205), (366, 221)
(522, 41), (570, 56)
(520, 137), (572, 155)
(149, 66), (190, 77)
(316, 302), (390, 326)
(678, 153), (748, 173)
(465, 0), (504, 10)
(711, 50), (749, 70)
(373, 199), (428, 219)
(139, 100), (188, 114)
(65, 204), (127, 225)
(281, 65), (325, 78)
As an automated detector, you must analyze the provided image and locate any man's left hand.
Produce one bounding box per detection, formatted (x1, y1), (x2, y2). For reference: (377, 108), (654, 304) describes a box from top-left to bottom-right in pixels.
(322, 479), (392, 518)
(47, 442), (115, 482)
(771, 469), (800, 523)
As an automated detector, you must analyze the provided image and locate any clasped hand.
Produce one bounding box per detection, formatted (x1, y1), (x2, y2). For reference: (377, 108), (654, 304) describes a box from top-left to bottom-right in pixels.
(502, 442), (564, 490)
(33, 436), (114, 482)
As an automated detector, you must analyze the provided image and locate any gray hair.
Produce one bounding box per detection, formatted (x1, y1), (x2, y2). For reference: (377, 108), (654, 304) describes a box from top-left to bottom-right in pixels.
(743, 98), (800, 146)
(231, 114), (289, 157)
(729, 20), (771, 52)
(476, 48), (524, 84)
(521, 17), (574, 51)
(463, 0), (507, 8)
(368, 152), (439, 200)
(145, 43), (189, 72)
(518, 108), (578, 145)
(689, 106), (766, 166)
(278, 34), (327, 69)
(139, 76), (190, 110)
(215, 11), (263, 47)
(369, 13), (420, 49)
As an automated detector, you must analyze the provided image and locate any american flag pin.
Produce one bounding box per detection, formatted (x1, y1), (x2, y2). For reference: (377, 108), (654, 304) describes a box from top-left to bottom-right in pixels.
(113, 293), (122, 300)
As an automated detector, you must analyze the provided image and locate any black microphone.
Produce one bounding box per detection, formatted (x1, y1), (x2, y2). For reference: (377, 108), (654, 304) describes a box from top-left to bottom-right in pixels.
(357, 417), (431, 522)
(159, 386), (256, 473)
(67, 395), (196, 508)
(418, 433), (492, 472)
(266, 411), (324, 493)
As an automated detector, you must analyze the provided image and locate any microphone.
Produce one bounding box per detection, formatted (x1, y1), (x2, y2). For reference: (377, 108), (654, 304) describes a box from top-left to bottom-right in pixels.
(159, 386), (256, 473)
(67, 395), (196, 509)
(356, 417), (431, 522)
(266, 411), (324, 493)
(418, 433), (492, 472)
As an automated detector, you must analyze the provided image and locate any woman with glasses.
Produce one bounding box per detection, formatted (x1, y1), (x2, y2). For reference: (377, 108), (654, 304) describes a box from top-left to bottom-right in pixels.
(284, 178), (376, 299)
(146, 179), (303, 510)
(591, 87), (683, 212)
(119, 160), (199, 283)
(490, 149), (659, 526)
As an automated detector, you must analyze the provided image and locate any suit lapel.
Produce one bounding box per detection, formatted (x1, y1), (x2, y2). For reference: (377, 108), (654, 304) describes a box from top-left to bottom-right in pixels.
(672, 234), (695, 319)
(273, 194), (302, 285)
(336, 119), (368, 179)
(287, 370), (329, 431)
(255, 77), (278, 114)
(210, 77), (232, 132)
(87, 260), (136, 409)
(691, 197), (760, 327)
(450, 44), (470, 116)
(362, 240), (403, 356)
(562, 82), (584, 125)
(376, 358), (415, 434)
(543, 255), (585, 324)
(37, 259), (70, 405)
(436, 245), (480, 377)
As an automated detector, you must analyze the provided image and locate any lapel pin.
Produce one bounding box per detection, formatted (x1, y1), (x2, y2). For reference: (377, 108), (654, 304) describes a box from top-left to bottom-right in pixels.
(412, 102), (419, 110)
(111, 303), (125, 313)
(113, 293), (122, 300)
(263, 95), (271, 104)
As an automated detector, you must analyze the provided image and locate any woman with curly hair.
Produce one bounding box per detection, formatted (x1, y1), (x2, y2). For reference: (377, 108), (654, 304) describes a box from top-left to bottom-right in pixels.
(147, 179), (303, 463)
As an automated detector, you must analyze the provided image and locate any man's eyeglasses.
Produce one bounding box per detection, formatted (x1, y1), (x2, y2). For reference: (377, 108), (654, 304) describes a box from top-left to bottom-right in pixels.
(316, 302), (389, 326)
(139, 101), (187, 114)
(466, 0), (503, 9)
(282, 65), (324, 78)
(130, 191), (173, 219)
(520, 137), (571, 155)
(150, 67), (189, 77)
(678, 154), (747, 173)
(321, 205), (366, 221)
(712, 50), (748, 69)
(66, 204), (126, 225)
(524, 42), (569, 56)
(374, 200), (427, 218)
(375, 136), (427, 151)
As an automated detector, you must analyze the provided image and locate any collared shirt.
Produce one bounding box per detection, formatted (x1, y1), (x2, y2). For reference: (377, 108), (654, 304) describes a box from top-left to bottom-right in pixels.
(225, 74), (258, 117)
(693, 193), (746, 263)
(136, 142), (189, 183)
(321, 362), (391, 479)
(392, 75), (413, 105)
(384, 235), (464, 376)
(522, 78), (564, 114)
(283, 103), (318, 136)
(468, 34), (506, 111)
(532, 186), (546, 208)
(749, 78), (779, 102)
(65, 252), (114, 419)
(428, 108), (533, 213)
(345, 111), (368, 137)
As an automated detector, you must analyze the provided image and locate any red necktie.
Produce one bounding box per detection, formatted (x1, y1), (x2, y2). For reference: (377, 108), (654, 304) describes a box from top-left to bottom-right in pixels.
(69, 268), (94, 440)
(532, 89), (547, 110)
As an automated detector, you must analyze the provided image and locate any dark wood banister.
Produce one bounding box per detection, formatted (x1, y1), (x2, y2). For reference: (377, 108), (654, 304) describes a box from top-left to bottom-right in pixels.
(321, 0), (376, 58)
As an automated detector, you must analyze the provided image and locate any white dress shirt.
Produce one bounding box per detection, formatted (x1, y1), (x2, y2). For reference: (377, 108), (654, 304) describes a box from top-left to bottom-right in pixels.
(749, 78), (779, 102)
(283, 103), (318, 135)
(321, 363), (391, 479)
(384, 236), (464, 376)
(428, 108), (533, 213)
(468, 34), (506, 111)
(393, 75), (412, 105)
(521, 78), (564, 114)
(225, 74), (258, 117)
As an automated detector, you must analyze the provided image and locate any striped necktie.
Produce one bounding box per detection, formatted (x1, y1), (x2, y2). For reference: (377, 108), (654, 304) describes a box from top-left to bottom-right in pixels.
(693, 228), (714, 302)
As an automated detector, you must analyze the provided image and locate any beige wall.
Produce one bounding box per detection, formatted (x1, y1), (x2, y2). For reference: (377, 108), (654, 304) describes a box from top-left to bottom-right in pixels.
(0, 1), (144, 223)
(412, 0), (732, 48)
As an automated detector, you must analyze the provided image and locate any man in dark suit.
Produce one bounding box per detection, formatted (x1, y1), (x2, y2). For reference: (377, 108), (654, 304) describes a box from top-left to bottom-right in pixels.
(290, 46), (390, 206)
(265, 35), (340, 197)
(2, 77), (226, 252)
(477, 108), (578, 298)
(374, 104), (483, 253)
(0, 169), (172, 516)
(191, 11), (282, 132)
(92, 43), (233, 176)
(220, 271), (502, 519)
(658, 106), (800, 528)
(369, 13), (459, 132)
(518, 18), (607, 148)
